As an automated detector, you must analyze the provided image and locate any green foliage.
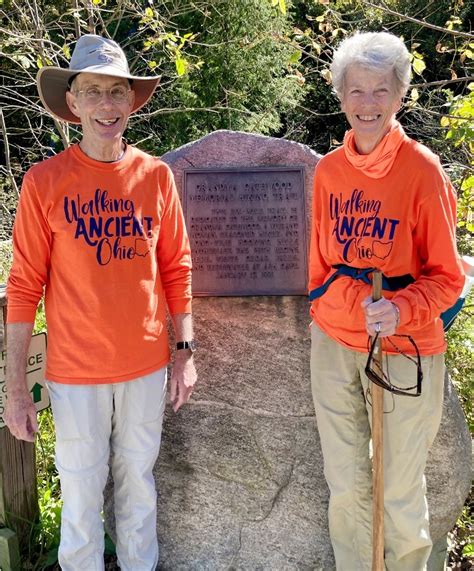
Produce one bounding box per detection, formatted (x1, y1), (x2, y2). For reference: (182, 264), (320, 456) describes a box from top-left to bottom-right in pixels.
(283, 0), (473, 154)
(0, 240), (13, 284)
(442, 86), (474, 150)
(35, 409), (62, 560)
(137, 0), (306, 153)
(440, 84), (474, 251)
(447, 500), (474, 569)
(0, 1), (472, 567)
(446, 293), (473, 431)
(0, 181), (16, 242)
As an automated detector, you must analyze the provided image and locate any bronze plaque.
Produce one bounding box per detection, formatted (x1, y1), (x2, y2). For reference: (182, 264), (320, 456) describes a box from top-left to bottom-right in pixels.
(183, 167), (307, 296)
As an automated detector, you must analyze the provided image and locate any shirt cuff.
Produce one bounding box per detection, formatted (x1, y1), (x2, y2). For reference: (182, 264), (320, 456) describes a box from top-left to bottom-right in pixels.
(6, 305), (38, 323)
(390, 296), (412, 328)
(168, 297), (192, 315)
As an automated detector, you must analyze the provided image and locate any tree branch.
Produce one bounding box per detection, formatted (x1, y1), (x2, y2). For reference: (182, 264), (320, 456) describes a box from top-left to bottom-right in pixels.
(73, 0), (81, 39)
(139, 105), (256, 118)
(0, 108), (20, 198)
(361, 1), (474, 39)
(411, 76), (474, 89)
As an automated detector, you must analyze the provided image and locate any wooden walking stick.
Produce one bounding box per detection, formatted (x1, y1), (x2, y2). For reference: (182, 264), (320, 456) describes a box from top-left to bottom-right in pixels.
(371, 270), (384, 570)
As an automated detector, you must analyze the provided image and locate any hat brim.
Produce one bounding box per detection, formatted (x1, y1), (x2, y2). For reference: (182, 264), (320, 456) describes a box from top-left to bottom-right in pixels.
(37, 66), (161, 124)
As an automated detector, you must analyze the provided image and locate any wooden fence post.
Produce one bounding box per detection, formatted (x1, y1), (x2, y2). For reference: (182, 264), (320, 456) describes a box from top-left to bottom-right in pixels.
(0, 288), (39, 563)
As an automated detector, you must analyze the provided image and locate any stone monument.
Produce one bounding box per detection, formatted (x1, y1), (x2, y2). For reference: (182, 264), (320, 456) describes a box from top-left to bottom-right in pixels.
(104, 130), (471, 570)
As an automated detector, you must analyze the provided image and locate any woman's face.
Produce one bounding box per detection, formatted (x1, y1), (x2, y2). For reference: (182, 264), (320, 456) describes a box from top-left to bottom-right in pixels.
(341, 64), (402, 154)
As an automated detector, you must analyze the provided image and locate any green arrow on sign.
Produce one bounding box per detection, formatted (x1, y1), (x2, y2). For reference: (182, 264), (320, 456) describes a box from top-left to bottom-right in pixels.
(30, 383), (43, 404)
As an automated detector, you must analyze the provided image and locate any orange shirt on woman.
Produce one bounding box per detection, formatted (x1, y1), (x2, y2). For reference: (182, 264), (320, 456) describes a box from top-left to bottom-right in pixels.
(309, 134), (464, 355)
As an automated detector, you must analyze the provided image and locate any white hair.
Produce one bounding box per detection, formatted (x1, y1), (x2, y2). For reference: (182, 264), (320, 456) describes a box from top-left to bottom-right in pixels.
(331, 31), (411, 99)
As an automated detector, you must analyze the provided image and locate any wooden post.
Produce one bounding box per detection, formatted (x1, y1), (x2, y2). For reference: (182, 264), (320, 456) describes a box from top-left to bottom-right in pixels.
(371, 271), (384, 571)
(0, 288), (39, 555)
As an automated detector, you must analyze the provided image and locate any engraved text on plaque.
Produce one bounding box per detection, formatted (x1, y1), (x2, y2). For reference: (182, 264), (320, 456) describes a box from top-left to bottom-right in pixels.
(183, 168), (307, 296)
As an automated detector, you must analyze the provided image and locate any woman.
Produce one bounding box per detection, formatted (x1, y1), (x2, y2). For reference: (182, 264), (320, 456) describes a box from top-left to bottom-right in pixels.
(309, 32), (464, 571)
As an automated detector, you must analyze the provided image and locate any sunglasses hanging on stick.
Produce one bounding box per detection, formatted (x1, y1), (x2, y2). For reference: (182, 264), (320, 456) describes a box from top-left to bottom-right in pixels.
(365, 331), (423, 397)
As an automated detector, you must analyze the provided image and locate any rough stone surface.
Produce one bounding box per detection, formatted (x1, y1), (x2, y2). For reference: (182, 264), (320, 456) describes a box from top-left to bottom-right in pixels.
(104, 131), (471, 570)
(425, 379), (472, 541)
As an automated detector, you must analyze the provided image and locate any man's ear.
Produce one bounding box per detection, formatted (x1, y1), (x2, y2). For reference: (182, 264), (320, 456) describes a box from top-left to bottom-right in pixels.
(128, 89), (136, 111)
(66, 91), (81, 119)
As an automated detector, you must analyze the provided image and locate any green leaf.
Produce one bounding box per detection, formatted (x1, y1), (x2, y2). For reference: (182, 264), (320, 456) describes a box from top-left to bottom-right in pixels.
(45, 547), (59, 566)
(37, 56), (43, 69)
(288, 50), (301, 65)
(145, 7), (154, 18)
(462, 543), (474, 557)
(440, 116), (450, 127)
(175, 56), (186, 76)
(92, 0), (101, 4)
(461, 175), (474, 191)
(148, 60), (157, 70)
(412, 57), (426, 76)
(279, 0), (286, 14)
(105, 534), (116, 555)
(62, 44), (71, 60)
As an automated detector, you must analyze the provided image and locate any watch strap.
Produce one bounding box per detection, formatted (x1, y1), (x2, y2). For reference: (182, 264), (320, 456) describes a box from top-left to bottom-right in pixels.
(176, 340), (196, 352)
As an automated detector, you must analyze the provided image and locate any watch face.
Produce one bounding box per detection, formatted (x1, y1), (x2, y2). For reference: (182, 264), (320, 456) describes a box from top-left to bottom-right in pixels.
(188, 340), (197, 353)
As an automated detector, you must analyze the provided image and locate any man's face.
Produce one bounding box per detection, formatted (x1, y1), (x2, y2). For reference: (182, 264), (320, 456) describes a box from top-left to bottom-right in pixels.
(66, 72), (135, 148)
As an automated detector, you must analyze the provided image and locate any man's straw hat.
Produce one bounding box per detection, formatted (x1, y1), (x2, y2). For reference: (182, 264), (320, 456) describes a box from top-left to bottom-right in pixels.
(37, 34), (160, 124)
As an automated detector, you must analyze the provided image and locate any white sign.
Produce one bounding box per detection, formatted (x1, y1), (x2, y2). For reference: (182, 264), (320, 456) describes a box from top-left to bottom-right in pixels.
(0, 332), (49, 429)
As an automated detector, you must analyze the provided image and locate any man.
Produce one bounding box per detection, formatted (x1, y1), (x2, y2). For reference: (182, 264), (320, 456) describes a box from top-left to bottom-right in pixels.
(5, 34), (196, 570)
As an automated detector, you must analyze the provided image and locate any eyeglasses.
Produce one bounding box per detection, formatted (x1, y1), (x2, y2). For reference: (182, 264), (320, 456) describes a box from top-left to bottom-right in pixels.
(72, 85), (131, 104)
(365, 332), (423, 397)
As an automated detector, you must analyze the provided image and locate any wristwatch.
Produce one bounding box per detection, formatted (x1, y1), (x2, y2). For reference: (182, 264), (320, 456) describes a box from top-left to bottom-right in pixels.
(176, 340), (197, 353)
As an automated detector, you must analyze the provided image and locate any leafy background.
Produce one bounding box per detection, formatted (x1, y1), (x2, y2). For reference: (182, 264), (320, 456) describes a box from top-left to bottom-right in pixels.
(0, 0), (472, 568)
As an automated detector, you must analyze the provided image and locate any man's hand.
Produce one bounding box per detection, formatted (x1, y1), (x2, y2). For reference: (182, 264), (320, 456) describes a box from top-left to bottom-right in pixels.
(5, 322), (38, 441)
(361, 296), (400, 337)
(5, 387), (38, 442)
(170, 351), (197, 412)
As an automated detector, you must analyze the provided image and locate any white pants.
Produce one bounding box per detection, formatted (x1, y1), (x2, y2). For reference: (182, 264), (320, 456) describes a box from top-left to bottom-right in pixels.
(310, 323), (445, 571)
(46, 368), (167, 571)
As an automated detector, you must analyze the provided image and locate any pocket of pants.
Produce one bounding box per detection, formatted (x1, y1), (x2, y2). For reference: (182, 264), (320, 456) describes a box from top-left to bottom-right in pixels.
(46, 381), (111, 473)
(46, 381), (101, 441)
(111, 370), (167, 456)
(122, 370), (167, 424)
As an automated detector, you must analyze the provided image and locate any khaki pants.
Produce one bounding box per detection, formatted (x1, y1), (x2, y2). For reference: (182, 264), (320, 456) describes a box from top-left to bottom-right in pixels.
(310, 323), (445, 571)
(46, 368), (167, 571)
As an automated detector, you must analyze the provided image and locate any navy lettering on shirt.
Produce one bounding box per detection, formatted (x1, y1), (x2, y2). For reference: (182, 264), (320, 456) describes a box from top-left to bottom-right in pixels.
(63, 188), (154, 265)
(329, 189), (400, 263)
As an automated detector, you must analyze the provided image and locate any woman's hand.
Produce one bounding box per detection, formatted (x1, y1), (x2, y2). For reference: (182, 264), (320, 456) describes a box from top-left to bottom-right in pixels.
(361, 296), (400, 337)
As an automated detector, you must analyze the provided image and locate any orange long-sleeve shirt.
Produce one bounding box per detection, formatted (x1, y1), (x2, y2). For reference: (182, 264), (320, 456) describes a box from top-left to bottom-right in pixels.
(7, 144), (192, 383)
(309, 136), (464, 355)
